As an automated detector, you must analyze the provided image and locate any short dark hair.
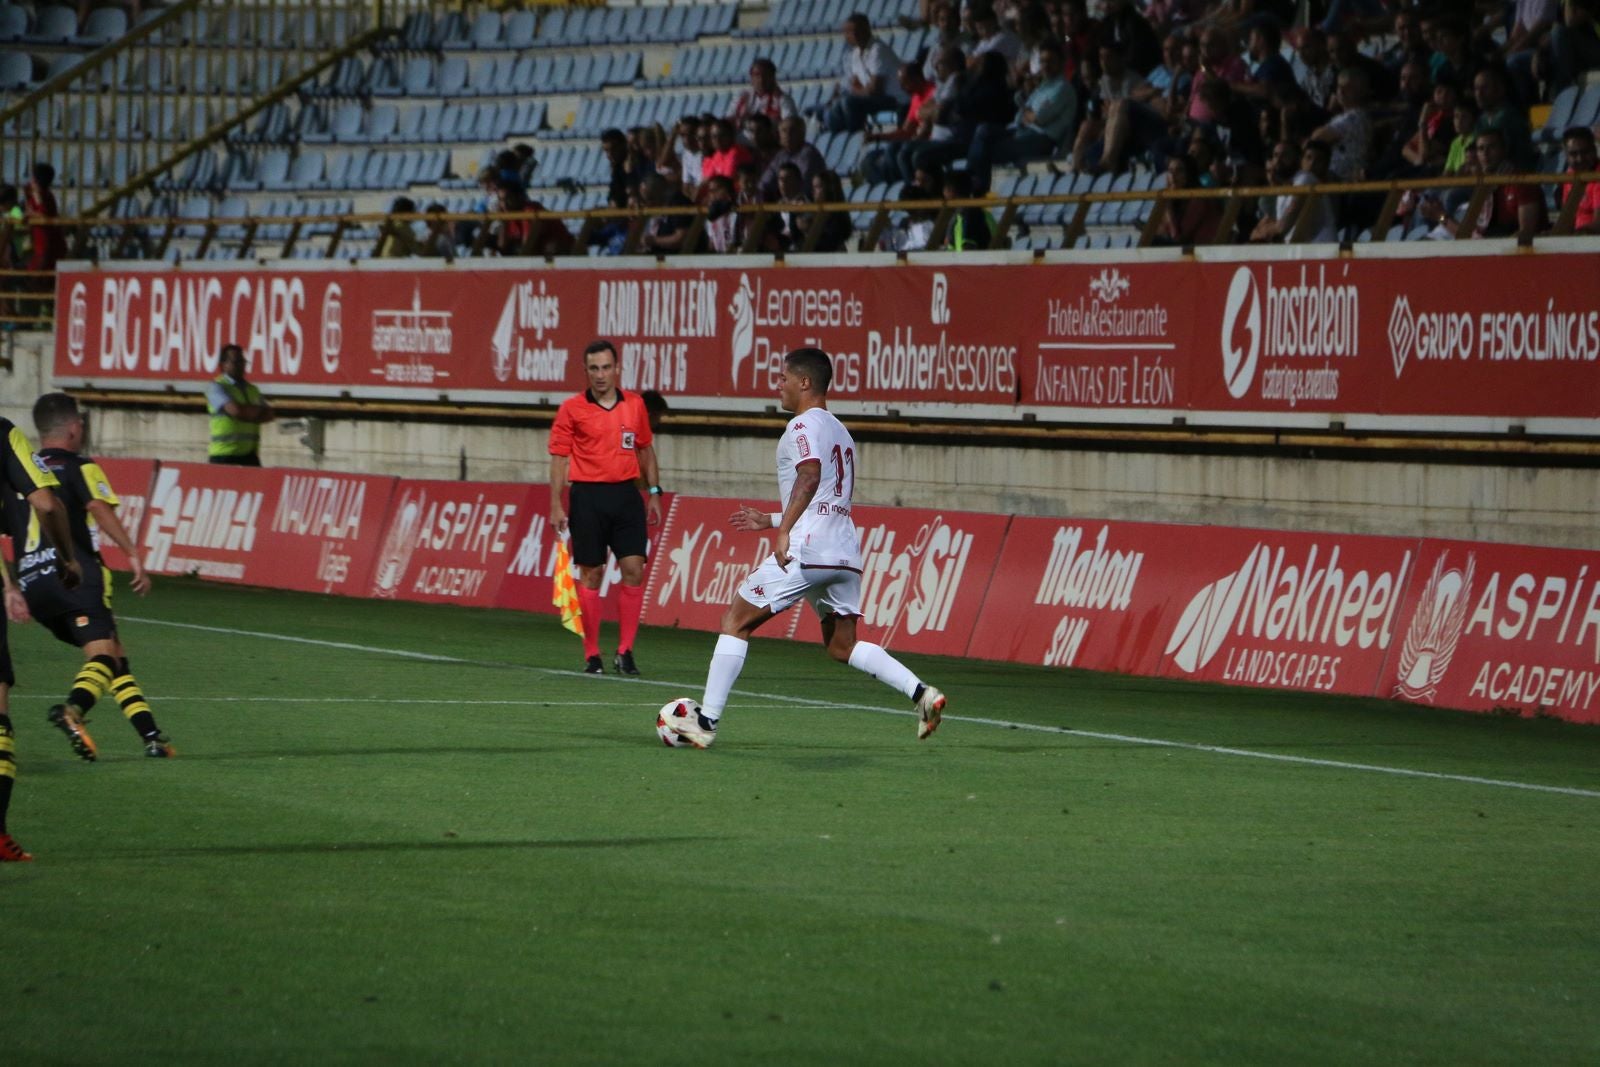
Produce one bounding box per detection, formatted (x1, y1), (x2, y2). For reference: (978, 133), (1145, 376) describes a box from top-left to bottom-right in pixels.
(752, 57), (776, 76)
(1563, 126), (1597, 148)
(846, 13), (870, 34)
(1303, 140), (1332, 164)
(31, 161), (54, 186)
(784, 347), (833, 393)
(600, 128), (626, 146)
(32, 392), (80, 436)
(220, 343), (244, 361)
(584, 339), (619, 367)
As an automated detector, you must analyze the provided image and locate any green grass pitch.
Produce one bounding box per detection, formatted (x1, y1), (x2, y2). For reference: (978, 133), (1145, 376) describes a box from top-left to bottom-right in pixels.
(5, 579), (1599, 1065)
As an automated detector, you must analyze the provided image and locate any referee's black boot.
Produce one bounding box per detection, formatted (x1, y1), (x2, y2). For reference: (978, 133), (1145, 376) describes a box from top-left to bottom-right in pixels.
(614, 650), (641, 677)
(583, 655), (606, 674)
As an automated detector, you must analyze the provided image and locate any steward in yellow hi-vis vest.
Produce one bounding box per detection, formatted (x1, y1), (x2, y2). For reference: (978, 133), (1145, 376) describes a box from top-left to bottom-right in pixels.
(205, 344), (274, 466)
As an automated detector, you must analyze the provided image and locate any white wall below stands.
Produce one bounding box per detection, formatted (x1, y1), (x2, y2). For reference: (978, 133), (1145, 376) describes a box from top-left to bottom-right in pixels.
(5, 332), (1596, 551)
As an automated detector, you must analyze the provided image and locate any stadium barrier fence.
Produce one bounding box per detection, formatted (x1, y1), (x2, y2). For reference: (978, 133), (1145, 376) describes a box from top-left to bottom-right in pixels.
(90, 456), (1600, 724)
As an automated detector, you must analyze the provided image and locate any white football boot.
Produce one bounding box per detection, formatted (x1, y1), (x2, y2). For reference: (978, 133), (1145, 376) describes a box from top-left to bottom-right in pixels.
(915, 685), (946, 740)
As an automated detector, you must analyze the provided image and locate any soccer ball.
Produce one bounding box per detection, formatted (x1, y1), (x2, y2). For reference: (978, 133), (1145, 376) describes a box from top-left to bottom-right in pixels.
(656, 697), (701, 747)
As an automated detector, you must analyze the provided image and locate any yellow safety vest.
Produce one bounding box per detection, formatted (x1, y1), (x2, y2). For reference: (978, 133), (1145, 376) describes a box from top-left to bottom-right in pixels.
(209, 376), (263, 458)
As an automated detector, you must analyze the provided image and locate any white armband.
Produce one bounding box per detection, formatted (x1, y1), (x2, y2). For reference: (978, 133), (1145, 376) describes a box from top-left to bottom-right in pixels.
(769, 513), (783, 530)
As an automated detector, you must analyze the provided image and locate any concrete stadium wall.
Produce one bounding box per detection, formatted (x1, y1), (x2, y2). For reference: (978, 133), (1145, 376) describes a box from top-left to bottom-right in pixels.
(5, 330), (1597, 551)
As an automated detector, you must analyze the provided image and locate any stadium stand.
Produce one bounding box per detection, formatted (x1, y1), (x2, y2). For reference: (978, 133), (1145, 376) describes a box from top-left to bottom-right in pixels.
(0, 0), (1597, 277)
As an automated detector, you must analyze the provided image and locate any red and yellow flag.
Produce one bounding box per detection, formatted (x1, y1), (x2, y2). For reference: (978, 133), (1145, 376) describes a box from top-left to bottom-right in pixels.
(552, 536), (583, 636)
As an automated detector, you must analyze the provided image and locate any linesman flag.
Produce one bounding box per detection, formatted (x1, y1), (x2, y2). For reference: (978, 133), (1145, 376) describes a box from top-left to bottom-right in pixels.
(552, 535), (584, 636)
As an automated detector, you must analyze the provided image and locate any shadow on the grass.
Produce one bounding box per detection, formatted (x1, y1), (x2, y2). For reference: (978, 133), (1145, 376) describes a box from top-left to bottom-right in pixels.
(101, 835), (721, 858)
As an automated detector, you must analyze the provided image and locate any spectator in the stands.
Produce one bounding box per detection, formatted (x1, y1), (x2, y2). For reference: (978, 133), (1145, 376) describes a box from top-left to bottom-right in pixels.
(1250, 140), (1337, 244)
(589, 188), (631, 256)
(1428, 18), (1477, 89)
(1098, 0), (1162, 76)
(732, 58), (800, 126)
(922, 2), (968, 83)
(378, 196), (421, 258)
(1309, 66), (1372, 182)
(740, 113), (780, 176)
(702, 175), (741, 253)
(1546, 0), (1600, 95)
(1399, 75), (1459, 173)
(734, 162), (764, 212)
(0, 183), (23, 323)
(941, 170), (995, 251)
(1057, 0), (1101, 84)
(773, 163), (811, 250)
(861, 63), (937, 184)
(1506, 0), (1562, 105)
(1292, 26), (1338, 111)
(968, 4), (1023, 72)
(1556, 125), (1600, 234)
(674, 115), (704, 191)
(1443, 98), (1479, 175)
(1472, 66), (1533, 168)
(1075, 39), (1156, 173)
(701, 119), (754, 182)
(1011, 2), (1055, 91)
(639, 174), (695, 254)
(760, 116), (826, 202)
(795, 170), (854, 252)
(493, 150), (524, 194)
(1156, 153), (1221, 245)
(1384, 10), (1431, 77)
(968, 40), (1076, 192)
(1332, 29), (1394, 99)
(1236, 18), (1296, 104)
(1147, 31), (1186, 95)
(421, 204), (454, 258)
(512, 144), (537, 188)
(1372, 58), (1434, 179)
(601, 128), (640, 209)
(1475, 127), (1547, 239)
(1186, 27), (1248, 127)
(905, 50), (1014, 181)
(24, 163), (64, 281)
(1144, 0), (1201, 33)
(824, 13), (904, 133)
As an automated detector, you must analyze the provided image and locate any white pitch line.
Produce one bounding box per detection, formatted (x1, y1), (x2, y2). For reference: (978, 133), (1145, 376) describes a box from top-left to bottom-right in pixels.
(122, 615), (1600, 800)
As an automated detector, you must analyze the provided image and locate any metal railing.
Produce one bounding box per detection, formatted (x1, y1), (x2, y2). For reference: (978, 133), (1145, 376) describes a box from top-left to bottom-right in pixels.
(2, 168), (1596, 327)
(0, 1), (435, 219)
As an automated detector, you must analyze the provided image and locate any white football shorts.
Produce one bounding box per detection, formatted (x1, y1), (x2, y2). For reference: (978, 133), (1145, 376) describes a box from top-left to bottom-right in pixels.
(737, 555), (863, 620)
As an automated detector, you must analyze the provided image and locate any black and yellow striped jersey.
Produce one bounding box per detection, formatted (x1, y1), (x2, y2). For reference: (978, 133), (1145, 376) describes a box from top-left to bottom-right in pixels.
(0, 446), (114, 586)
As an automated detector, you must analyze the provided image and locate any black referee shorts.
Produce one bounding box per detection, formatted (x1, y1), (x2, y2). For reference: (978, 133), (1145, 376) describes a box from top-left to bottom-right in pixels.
(568, 481), (648, 568)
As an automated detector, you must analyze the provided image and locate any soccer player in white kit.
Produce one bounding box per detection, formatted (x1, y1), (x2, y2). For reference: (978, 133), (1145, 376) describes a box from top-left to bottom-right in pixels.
(666, 347), (946, 748)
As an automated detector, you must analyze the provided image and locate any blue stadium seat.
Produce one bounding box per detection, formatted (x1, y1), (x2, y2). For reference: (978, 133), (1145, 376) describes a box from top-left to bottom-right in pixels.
(0, 5), (27, 44)
(73, 5), (127, 46)
(285, 152), (326, 192)
(367, 104), (400, 143)
(504, 10), (537, 50)
(535, 7), (567, 45)
(26, 3), (75, 44)
(463, 10), (502, 50)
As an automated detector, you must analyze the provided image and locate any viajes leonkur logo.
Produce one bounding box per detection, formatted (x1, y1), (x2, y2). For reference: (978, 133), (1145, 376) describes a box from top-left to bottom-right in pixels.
(491, 279), (566, 384)
(1393, 550), (1475, 702)
(1220, 267), (1261, 399)
(1387, 295), (1416, 379)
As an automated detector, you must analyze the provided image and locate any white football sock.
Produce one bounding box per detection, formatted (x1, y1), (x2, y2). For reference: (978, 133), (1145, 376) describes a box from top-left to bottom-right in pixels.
(700, 634), (749, 722)
(847, 642), (921, 699)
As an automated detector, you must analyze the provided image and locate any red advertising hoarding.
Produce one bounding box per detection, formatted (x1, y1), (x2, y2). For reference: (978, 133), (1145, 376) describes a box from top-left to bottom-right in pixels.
(54, 253), (1600, 423)
(92, 456), (156, 572)
(367, 478), (533, 607)
(1379, 539), (1600, 723)
(138, 461), (397, 596)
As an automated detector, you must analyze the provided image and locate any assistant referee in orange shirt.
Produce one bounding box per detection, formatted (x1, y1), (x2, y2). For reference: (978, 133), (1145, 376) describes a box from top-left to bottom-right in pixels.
(549, 340), (663, 675)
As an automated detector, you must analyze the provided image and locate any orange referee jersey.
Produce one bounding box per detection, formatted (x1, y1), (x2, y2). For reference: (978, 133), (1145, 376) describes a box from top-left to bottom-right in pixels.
(548, 389), (653, 484)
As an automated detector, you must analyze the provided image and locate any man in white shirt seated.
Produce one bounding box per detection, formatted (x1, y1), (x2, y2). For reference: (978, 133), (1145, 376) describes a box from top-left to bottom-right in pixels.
(824, 13), (905, 133)
(1250, 140), (1338, 244)
(966, 41), (1077, 194)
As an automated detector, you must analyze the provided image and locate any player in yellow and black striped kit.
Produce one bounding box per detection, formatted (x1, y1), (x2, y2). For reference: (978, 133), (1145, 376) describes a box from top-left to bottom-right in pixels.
(0, 410), (82, 862)
(1, 394), (173, 769)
